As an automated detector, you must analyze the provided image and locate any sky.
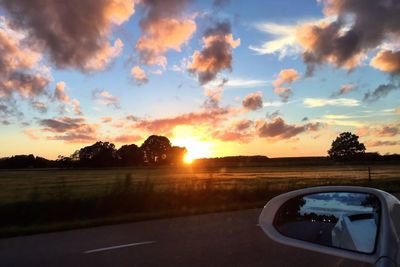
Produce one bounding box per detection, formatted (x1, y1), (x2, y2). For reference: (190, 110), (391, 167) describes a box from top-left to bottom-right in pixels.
(0, 0), (399, 160)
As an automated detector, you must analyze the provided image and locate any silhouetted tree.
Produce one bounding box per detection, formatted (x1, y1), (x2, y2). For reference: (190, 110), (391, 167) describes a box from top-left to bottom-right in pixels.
(0, 154), (52, 168)
(141, 135), (171, 165)
(77, 141), (117, 167)
(167, 146), (187, 165)
(328, 132), (366, 159)
(117, 144), (144, 166)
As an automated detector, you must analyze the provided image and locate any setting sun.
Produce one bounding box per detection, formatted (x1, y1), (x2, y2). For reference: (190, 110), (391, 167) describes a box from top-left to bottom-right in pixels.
(171, 126), (214, 163)
(182, 139), (213, 164)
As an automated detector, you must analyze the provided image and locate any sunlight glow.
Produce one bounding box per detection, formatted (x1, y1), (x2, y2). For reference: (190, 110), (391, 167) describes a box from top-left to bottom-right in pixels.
(171, 126), (214, 163)
(181, 138), (212, 163)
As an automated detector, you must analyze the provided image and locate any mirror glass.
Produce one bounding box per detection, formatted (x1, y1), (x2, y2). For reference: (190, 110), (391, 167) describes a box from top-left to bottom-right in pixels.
(274, 192), (380, 253)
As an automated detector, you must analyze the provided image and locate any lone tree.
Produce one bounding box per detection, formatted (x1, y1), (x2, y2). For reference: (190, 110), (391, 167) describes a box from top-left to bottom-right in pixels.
(328, 132), (366, 159)
(141, 135), (172, 165)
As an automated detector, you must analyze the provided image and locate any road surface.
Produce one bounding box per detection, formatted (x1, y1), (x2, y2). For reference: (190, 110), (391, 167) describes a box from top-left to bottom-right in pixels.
(0, 209), (369, 267)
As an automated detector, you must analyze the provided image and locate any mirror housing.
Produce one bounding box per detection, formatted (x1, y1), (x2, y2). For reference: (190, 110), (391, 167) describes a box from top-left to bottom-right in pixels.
(259, 186), (400, 266)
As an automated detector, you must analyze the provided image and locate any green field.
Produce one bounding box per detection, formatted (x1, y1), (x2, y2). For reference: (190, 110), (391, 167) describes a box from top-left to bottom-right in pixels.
(1, 164), (400, 203)
(0, 163), (400, 237)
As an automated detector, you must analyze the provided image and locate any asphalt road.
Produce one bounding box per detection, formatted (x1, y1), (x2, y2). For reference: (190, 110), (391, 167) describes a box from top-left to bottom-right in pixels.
(0, 209), (371, 267)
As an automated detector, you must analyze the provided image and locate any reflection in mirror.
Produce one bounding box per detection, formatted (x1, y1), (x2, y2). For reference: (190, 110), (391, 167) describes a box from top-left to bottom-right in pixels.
(274, 192), (380, 254)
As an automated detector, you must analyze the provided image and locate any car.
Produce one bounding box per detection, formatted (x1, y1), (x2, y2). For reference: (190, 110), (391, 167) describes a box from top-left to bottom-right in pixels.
(259, 186), (400, 267)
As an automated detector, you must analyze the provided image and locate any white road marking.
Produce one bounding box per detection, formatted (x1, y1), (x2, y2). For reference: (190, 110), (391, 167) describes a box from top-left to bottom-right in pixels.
(83, 241), (156, 254)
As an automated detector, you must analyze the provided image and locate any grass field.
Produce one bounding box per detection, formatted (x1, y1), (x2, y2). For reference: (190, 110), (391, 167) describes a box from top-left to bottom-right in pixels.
(1, 164), (400, 203)
(0, 163), (400, 237)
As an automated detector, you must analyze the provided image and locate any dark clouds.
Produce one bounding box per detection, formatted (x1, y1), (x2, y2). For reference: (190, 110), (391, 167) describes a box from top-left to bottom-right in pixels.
(363, 82), (399, 102)
(242, 91), (263, 111)
(0, 99), (24, 124)
(331, 83), (357, 97)
(188, 21), (240, 84)
(31, 101), (47, 113)
(213, 0), (230, 8)
(273, 87), (293, 102)
(257, 117), (323, 139)
(266, 110), (281, 120)
(365, 140), (400, 147)
(40, 117), (86, 133)
(234, 119), (253, 131)
(39, 116), (99, 143)
(298, 0), (400, 75)
(0, 0), (134, 71)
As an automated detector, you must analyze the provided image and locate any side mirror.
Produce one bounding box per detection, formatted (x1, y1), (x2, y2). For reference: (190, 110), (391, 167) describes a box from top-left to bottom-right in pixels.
(259, 186), (400, 266)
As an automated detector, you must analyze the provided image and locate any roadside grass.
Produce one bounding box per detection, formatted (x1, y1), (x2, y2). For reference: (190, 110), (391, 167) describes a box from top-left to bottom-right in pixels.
(0, 164), (399, 237)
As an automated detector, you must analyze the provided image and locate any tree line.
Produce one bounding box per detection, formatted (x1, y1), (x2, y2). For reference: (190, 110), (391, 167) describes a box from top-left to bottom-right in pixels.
(0, 132), (399, 169)
(0, 135), (187, 169)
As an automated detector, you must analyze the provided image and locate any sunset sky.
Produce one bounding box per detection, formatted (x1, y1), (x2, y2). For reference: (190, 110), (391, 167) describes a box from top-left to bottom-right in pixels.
(1, 0), (399, 160)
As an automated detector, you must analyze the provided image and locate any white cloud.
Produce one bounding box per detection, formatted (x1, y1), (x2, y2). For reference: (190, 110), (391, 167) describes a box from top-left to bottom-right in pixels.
(249, 17), (335, 59)
(249, 22), (301, 59)
(304, 98), (360, 108)
(318, 119), (365, 127)
(263, 101), (284, 107)
(207, 78), (270, 89)
(323, 114), (353, 120)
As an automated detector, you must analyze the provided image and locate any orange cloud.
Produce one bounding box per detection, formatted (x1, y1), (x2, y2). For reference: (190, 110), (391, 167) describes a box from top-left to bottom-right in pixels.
(54, 81), (70, 103)
(135, 0), (196, 67)
(71, 99), (83, 116)
(365, 140), (400, 147)
(0, 20), (50, 99)
(112, 134), (142, 143)
(136, 18), (196, 66)
(133, 107), (237, 134)
(23, 128), (40, 140)
(273, 68), (299, 87)
(370, 50), (400, 73)
(131, 66), (149, 84)
(101, 116), (113, 123)
(357, 122), (400, 138)
(211, 130), (252, 143)
(211, 119), (254, 143)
